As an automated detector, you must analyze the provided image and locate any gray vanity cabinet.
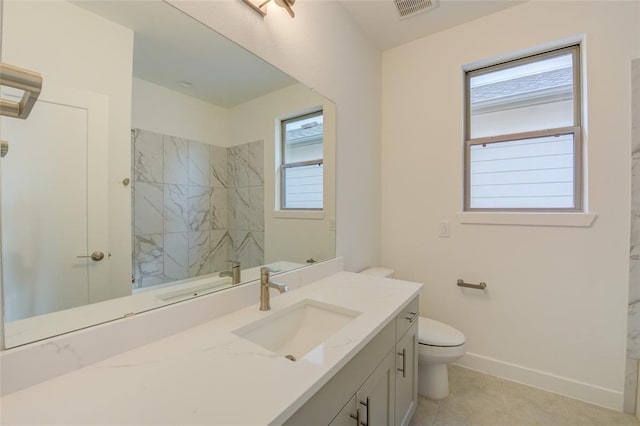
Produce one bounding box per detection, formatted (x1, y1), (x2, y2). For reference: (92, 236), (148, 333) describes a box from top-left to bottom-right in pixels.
(357, 350), (396, 425)
(329, 395), (358, 426)
(284, 296), (419, 426)
(329, 350), (396, 426)
(395, 321), (418, 426)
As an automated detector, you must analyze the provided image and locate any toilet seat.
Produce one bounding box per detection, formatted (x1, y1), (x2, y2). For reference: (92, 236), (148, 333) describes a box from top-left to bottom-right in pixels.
(418, 317), (465, 347)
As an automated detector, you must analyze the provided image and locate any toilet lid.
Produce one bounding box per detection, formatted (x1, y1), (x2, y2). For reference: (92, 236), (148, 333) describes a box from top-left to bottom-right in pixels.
(418, 317), (466, 346)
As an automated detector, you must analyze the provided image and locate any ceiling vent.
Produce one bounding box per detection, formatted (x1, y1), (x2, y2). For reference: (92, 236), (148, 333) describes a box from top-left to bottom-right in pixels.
(394, 0), (439, 18)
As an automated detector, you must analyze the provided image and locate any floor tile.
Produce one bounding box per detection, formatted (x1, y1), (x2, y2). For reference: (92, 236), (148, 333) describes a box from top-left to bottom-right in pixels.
(409, 397), (438, 426)
(410, 365), (640, 426)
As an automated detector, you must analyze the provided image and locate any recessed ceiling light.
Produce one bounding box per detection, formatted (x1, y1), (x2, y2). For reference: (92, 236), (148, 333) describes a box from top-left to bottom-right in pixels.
(178, 80), (193, 88)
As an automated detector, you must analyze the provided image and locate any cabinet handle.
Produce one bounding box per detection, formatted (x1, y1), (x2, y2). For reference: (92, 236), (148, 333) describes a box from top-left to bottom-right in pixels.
(359, 397), (370, 426)
(404, 311), (419, 323)
(349, 408), (361, 425)
(397, 348), (406, 378)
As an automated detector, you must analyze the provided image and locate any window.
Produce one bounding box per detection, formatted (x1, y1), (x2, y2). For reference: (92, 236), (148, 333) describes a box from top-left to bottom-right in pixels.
(280, 110), (324, 210)
(464, 45), (582, 211)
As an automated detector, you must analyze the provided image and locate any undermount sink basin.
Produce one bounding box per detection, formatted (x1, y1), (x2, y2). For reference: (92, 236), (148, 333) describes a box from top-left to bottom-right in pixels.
(233, 299), (361, 361)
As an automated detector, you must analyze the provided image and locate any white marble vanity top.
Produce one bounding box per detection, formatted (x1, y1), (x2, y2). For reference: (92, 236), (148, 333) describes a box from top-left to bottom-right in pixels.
(0, 271), (422, 425)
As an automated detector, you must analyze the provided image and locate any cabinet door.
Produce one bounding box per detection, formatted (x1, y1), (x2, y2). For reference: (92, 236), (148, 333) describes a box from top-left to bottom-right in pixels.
(356, 350), (396, 426)
(395, 321), (418, 426)
(330, 395), (359, 426)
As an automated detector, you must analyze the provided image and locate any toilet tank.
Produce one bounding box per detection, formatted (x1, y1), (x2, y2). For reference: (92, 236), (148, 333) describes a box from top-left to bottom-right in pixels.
(360, 267), (395, 278)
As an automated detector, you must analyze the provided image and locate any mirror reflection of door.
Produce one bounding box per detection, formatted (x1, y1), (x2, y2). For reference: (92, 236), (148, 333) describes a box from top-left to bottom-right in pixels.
(0, 85), (110, 321)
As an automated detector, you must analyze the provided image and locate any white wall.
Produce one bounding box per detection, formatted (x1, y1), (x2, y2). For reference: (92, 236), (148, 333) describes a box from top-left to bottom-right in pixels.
(381, 1), (640, 409)
(169, 0), (382, 273)
(1, 0), (134, 301)
(228, 83), (336, 264)
(131, 77), (229, 146)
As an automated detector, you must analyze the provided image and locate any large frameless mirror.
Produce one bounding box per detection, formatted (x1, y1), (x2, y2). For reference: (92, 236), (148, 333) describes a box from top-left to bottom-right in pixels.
(0, 0), (336, 348)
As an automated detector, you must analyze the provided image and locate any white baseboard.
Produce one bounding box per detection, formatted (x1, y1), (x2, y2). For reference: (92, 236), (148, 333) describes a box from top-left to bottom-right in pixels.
(455, 352), (623, 411)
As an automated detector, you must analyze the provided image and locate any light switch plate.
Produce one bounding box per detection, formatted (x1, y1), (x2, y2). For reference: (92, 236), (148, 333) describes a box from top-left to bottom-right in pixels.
(438, 221), (450, 238)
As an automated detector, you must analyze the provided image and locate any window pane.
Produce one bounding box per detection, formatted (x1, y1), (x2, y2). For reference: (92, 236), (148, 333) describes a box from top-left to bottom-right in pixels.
(284, 113), (323, 163)
(283, 163), (323, 209)
(469, 53), (574, 139)
(469, 134), (575, 209)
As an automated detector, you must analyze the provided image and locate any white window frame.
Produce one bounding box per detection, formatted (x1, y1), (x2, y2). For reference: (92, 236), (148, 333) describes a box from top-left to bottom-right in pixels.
(280, 109), (324, 211)
(463, 44), (583, 213)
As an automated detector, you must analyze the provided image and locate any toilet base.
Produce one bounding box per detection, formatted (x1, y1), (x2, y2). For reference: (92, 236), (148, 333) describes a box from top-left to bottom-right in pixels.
(418, 363), (450, 400)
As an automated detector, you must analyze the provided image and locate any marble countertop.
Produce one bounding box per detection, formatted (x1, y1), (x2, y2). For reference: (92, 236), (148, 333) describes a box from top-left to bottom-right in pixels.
(0, 271), (422, 425)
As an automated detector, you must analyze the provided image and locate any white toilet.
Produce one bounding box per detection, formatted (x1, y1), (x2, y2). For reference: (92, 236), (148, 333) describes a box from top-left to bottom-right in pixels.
(360, 267), (466, 400)
(417, 317), (466, 399)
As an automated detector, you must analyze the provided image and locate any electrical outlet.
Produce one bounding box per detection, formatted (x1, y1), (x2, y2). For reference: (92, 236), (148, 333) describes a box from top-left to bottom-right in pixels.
(438, 221), (450, 238)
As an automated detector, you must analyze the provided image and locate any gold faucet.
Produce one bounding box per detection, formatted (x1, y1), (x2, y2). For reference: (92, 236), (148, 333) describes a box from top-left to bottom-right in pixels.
(260, 267), (288, 311)
(219, 260), (241, 285)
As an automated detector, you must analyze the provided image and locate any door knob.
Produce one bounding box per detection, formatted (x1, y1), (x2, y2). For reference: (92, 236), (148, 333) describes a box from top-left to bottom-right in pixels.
(76, 251), (105, 261)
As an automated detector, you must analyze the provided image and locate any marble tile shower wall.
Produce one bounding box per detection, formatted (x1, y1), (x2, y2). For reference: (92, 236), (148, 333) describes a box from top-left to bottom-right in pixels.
(132, 129), (264, 289)
(227, 142), (265, 273)
(629, 59), (640, 358)
(624, 58), (640, 414)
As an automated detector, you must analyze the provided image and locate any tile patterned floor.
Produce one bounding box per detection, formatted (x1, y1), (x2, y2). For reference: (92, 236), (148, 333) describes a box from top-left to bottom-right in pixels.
(410, 365), (640, 426)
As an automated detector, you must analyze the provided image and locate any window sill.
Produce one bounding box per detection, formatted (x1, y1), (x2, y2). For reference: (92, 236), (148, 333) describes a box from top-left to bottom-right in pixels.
(273, 210), (324, 220)
(457, 212), (597, 227)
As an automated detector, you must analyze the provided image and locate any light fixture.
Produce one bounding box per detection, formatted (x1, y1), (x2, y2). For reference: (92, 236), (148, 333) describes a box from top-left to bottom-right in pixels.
(242, 0), (295, 18)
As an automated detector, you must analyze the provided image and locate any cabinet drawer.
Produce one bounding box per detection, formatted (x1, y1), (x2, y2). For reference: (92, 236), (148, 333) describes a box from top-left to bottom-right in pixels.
(395, 296), (419, 340)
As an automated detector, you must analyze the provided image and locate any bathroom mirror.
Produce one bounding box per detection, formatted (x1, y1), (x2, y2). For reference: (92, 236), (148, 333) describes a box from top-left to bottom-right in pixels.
(0, 0), (336, 348)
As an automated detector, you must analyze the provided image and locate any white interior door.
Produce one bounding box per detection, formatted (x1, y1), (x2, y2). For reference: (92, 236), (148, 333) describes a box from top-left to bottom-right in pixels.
(1, 85), (109, 322)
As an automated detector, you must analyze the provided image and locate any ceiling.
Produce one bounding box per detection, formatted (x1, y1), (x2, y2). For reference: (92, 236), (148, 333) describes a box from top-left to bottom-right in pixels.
(72, 1), (297, 108)
(339, 0), (525, 51)
(70, 0), (524, 107)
